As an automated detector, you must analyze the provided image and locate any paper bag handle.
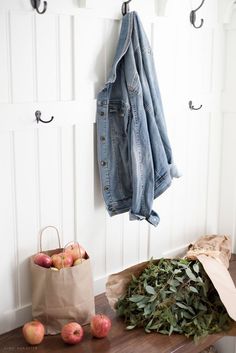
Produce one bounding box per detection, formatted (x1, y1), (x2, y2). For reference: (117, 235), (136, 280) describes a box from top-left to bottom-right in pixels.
(39, 226), (62, 252)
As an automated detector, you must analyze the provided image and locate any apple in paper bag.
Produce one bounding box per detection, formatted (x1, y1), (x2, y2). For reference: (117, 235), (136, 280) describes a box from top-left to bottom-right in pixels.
(51, 252), (73, 270)
(34, 252), (52, 268)
(65, 243), (86, 261)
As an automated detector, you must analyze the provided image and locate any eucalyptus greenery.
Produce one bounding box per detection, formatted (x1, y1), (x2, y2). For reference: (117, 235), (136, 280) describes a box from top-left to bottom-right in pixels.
(116, 258), (232, 341)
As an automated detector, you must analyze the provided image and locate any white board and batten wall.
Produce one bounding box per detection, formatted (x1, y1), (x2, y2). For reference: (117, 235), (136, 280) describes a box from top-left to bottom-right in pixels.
(0, 0), (233, 340)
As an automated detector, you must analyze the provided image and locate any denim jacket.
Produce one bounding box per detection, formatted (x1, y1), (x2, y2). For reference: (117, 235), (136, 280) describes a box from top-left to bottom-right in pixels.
(96, 11), (180, 226)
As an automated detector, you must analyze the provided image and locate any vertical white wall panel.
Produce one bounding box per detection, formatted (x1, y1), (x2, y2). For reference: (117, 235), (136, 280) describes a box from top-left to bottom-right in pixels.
(173, 25), (191, 103)
(74, 122), (106, 279)
(106, 214), (124, 274)
(0, 12), (9, 103)
(218, 14), (236, 257)
(59, 15), (74, 101)
(60, 126), (75, 245)
(75, 15), (106, 100)
(123, 215), (140, 268)
(168, 114), (188, 249)
(219, 116), (236, 252)
(36, 15), (58, 101)
(224, 29), (236, 93)
(9, 12), (34, 102)
(139, 222), (149, 262)
(37, 128), (61, 249)
(149, 191), (173, 258)
(104, 19), (121, 81)
(13, 130), (38, 307)
(189, 28), (213, 95)
(205, 24), (225, 234)
(0, 132), (18, 333)
(153, 20), (178, 108)
(184, 113), (210, 242)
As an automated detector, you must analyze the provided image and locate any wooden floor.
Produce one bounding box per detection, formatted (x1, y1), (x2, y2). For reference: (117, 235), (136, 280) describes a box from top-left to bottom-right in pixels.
(1, 255), (236, 353)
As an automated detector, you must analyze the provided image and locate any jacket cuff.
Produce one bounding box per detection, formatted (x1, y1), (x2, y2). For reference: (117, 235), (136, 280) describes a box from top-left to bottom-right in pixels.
(129, 210), (160, 227)
(146, 210), (160, 226)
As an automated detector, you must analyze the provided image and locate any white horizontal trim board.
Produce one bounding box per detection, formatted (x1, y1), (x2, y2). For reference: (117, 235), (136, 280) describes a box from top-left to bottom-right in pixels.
(0, 100), (96, 131)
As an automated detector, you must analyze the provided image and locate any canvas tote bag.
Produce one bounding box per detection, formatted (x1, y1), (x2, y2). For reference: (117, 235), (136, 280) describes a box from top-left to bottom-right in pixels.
(30, 226), (95, 335)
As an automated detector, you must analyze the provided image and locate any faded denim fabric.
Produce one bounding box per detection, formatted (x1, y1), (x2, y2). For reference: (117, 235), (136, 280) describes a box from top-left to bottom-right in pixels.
(96, 11), (180, 226)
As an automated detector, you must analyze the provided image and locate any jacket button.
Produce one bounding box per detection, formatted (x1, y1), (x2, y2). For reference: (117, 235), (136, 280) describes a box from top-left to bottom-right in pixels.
(100, 160), (106, 167)
(100, 111), (105, 116)
(104, 186), (109, 191)
(100, 136), (106, 142)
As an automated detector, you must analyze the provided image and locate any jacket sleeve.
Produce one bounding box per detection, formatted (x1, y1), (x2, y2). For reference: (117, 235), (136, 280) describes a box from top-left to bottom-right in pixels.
(123, 37), (160, 226)
(128, 82), (160, 227)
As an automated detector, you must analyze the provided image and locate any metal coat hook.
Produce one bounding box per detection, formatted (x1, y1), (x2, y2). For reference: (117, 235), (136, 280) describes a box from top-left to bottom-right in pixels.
(35, 110), (54, 124)
(31, 0), (47, 14)
(189, 100), (203, 111)
(122, 0), (132, 16)
(190, 0), (205, 29)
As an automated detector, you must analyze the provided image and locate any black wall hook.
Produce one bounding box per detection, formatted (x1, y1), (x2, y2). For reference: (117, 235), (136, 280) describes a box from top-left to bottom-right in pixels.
(35, 111), (54, 124)
(189, 100), (203, 111)
(31, 0), (47, 14)
(122, 0), (132, 16)
(190, 0), (205, 29)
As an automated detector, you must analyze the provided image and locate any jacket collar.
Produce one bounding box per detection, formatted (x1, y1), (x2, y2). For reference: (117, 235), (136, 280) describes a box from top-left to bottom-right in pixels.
(105, 11), (136, 85)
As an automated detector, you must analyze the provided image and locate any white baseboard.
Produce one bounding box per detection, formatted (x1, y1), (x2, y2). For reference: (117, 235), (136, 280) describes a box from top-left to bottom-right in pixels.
(162, 243), (189, 258)
(0, 304), (32, 335)
(94, 275), (107, 295)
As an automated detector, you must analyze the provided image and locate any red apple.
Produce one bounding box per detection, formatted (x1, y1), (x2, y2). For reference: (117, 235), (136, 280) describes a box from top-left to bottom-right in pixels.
(22, 320), (45, 345)
(34, 253), (52, 268)
(65, 242), (86, 261)
(51, 252), (73, 270)
(90, 314), (111, 338)
(61, 322), (84, 345)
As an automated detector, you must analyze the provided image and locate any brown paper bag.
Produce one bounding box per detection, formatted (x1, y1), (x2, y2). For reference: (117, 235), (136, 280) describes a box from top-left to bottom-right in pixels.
(185, 235), (236, 321)
(106, 235), (236, 322)
(30, 226), (95, 335)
